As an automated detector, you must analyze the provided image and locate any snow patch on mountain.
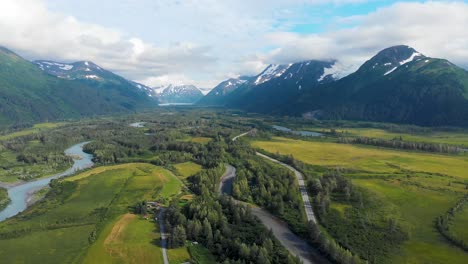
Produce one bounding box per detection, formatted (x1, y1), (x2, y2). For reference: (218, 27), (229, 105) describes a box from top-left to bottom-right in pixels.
(318, 61), (353, 82)
(383, 51), (424, 76)
(384, 67), (398, 76)
(254, 64), (292, 85)
(399, 52), (422, 66)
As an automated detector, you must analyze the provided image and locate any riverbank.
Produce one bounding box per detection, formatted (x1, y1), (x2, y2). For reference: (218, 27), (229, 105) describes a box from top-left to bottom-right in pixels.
(0, 142), (94, 222)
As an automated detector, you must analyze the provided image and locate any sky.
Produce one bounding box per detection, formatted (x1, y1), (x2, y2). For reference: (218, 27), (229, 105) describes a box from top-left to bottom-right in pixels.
(1, 0), (468, 88)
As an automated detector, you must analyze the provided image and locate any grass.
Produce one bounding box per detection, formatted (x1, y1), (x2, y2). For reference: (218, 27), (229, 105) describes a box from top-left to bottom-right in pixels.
(253, 137), (468, 179)
(252, 136), (468, 263)
(329, 202), (351, 217)
(174, 162), (202, 179)
(167, 246), (191, 264)
(354, 179), (467, 264)
(0, 122), (65, 141)
(83, 214), (162, 264)
(310, 127), (468, 147)
(0, 163), (182, 264)
(451, 204), (468, 244)
(188, 243), (217, 264)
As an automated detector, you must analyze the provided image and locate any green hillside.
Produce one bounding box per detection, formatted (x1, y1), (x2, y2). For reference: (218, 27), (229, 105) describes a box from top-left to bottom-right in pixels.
(0, 47), (156, 126)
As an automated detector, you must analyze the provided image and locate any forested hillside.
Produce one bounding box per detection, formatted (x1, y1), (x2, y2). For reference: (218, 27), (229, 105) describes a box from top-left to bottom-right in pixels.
(0, 47), (156, 126)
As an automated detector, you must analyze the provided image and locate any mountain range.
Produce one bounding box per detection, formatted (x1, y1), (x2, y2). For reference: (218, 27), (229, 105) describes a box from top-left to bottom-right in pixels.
(199, 45), (468, 126)
(152, 84), (204, 104)
(0, 47), (157, 125)
(1, 44), (468, 127)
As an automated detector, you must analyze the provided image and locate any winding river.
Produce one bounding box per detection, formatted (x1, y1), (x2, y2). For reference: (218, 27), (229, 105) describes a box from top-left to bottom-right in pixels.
(0, 142), (94, 222)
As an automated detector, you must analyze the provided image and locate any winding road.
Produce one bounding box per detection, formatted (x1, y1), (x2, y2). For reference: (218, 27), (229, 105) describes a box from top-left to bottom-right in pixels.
(256, 152), (317, 223)
(158, 208), (169, 264)
(219, 164), (328, 264)
(232, 131), (317, 223)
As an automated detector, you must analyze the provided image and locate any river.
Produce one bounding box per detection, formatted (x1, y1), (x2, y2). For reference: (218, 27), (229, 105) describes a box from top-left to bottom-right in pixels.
(0, 142), (94, 222)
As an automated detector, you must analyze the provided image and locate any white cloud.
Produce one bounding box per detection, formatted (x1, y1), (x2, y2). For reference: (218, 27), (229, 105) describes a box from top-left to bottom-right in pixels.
(261, 1), (468, 74)
(0, 1), (468, 89)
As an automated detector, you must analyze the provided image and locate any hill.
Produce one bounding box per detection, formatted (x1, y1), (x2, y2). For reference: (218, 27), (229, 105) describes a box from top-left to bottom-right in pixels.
(0, 47), (156, 125)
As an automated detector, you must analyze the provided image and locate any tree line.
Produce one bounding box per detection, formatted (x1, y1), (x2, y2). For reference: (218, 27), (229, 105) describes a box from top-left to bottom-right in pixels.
(164, 162), (302, 264)
(435, 194), (468, 252)
(339, 136), (462, 154)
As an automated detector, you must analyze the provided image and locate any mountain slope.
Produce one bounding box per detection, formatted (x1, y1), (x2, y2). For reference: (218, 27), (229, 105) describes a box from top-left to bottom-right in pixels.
(0, 47), (155, 125)
(35, 60), (156, 102)
(226, 60), (337, 113)
(293, 45), (468, 126)
(157, 84), (204, 104)
(197, 76), (253, 105)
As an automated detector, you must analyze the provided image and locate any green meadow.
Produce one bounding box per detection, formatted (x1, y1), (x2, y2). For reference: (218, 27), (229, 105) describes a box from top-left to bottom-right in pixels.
(253, 136), (468, 263)
(309, 126), (468, 147)
(0, 122), (65, 141)
(174, 161), (203, 179)
(0, 163), (182, 264)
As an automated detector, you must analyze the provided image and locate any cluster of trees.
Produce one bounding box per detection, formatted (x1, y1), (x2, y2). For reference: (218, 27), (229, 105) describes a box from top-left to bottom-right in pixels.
(436, 195), (468, 252)
(163, 163), (301, 264)
(229, 140), (307, 235)
(308, 220), (364, 264)
(310, 171), (408, 263)
(164, 195), (301, 264)
(339, 136), (462, 154)
(0, 187), (10, 211)
(16, 152), (72, 165)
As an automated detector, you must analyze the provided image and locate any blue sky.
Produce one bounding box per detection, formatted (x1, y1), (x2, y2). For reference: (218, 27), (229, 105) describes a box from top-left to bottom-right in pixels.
(1, 0), (468, 88)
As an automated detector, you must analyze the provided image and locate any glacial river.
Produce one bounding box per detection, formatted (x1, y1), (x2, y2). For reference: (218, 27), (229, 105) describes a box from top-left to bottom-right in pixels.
(0, 142), (94, 222)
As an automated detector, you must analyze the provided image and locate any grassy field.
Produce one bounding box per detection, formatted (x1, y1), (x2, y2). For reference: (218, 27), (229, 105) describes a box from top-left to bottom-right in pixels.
(174, 162), (202, 179)
(0, 163), (182, 264)
(253, 137), (468, 179)
(252, 136), (468, 263)
(0, 122), (65, 141)
(310, 127), (468, 147)
(451, 205), (468, 244)
(354, 179), (467, 264)
(83, 214), (162, 264)
(188, 244), (217, 264)
(167, 246), (191, 264)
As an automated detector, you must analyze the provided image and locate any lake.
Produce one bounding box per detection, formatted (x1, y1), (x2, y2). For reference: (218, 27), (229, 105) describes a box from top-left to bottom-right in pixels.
(272, 125), (323, 137)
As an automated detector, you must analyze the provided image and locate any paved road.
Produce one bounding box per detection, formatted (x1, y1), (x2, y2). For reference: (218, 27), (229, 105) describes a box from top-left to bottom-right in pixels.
(256, 152), (317, 223)
(231, 131), (318, 224)
(219, 164), (328, 264)
(232, 131), (250, 142)
(158, 208), (169, 264)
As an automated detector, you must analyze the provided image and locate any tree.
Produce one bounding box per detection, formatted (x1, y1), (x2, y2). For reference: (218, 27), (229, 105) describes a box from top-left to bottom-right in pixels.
(169, 225), (186, 248)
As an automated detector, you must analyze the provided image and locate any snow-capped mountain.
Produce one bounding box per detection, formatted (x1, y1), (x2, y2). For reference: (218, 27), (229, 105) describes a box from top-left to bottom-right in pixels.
(357, 45), (426, 77)
(157, 84), (204, 104)
(35, 60), (106, 80)
(254, 64), (292, 85)
(35, 60), (156, 101)
(197, 76), (253, 105)
(199, 60), (339, 108)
